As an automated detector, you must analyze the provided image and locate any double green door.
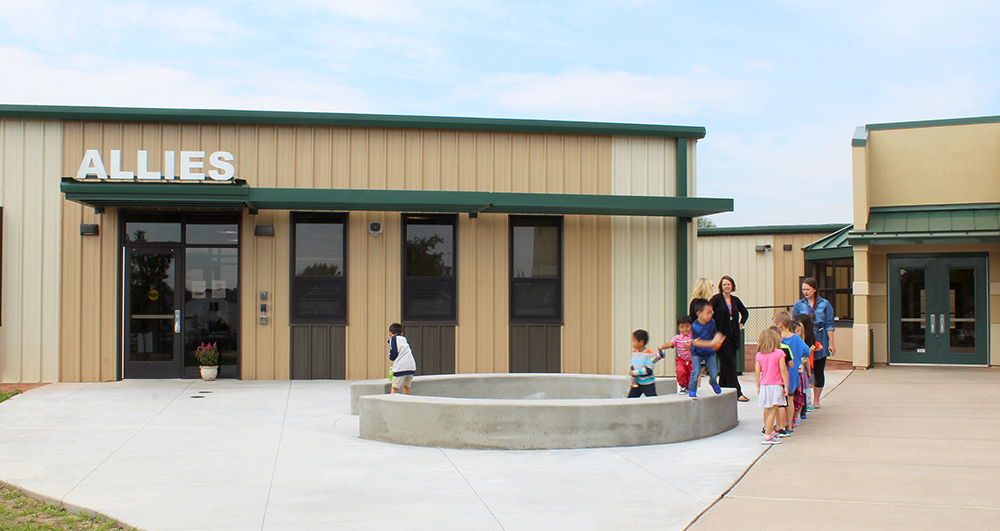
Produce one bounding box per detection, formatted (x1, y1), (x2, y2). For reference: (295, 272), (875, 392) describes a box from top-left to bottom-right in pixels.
(889, 255), (988, 365)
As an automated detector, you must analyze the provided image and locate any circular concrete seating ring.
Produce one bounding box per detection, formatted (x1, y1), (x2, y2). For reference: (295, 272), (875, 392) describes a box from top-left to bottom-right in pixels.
(352, 374), (738, 450)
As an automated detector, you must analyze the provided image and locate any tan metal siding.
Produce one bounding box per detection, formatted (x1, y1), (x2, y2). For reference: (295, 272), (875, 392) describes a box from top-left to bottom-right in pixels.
(0, 120), (62, 382)
(611, 136), (683, 377)
(772, 233), (832, 306)
(61, 123), (618, 380)
(694, 235), (774, 307)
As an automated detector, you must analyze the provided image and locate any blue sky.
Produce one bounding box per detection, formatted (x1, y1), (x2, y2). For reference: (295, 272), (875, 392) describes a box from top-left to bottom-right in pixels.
(2, 0), (999, 226)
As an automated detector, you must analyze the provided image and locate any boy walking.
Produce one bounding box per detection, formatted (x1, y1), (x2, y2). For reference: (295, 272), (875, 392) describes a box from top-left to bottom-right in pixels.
(628, 329), (660, 398)
(388, 323), (416, 394)
(689, 300), (725, 399)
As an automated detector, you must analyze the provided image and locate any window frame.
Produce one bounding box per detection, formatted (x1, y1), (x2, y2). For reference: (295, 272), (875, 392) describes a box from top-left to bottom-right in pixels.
(401, 214), (457, 323)
(803, 258), (854, 323)
(509, 216), (563, 324)
(290, 212), (348, 324)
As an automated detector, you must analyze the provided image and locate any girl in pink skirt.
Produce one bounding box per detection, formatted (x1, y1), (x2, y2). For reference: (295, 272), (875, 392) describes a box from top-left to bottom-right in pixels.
(755, 327), (789, 445)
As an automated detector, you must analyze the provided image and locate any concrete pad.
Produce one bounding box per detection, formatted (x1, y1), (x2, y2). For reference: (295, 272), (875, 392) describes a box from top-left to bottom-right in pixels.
(0, 367), (994, 531)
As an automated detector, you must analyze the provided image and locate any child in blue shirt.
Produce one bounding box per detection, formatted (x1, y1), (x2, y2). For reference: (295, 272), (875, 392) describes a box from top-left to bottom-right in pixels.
(689, 299), (725, 399)
(628, 329), (660, 398)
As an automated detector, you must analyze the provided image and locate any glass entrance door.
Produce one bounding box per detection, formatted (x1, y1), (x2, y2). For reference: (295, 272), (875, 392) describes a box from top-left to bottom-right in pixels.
(889, 255), (988, 365)
(125, 247), (182, 378)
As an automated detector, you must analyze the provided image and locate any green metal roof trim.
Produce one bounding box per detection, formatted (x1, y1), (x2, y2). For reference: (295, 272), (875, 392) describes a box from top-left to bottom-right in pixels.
(848, 204), (1000, 245)
(698, 223), (849, 237)
(1, 105), (706, 139)
(866, 114), (1000, 132)
(802, 225), (854, 260)
(60, 179), (733, 218)
(852, 126), (867, 147)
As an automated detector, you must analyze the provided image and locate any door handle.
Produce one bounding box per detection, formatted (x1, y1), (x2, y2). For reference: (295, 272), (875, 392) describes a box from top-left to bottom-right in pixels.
(940, 314), (945, 334)
(929, 314), (935, 334)
(174, 310), (181, 333)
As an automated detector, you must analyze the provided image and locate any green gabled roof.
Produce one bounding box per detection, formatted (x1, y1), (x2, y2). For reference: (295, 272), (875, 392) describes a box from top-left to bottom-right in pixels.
(698, 223), (849, 237)
(60, 179), (733, 218)
(802, 225), (854, 260)
(0, 105), (706, 139)
(848, 204), (1000, 245)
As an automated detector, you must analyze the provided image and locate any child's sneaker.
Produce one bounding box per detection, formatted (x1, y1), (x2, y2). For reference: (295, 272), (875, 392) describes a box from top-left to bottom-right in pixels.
(768, 432), (783, 444)
(800, 410), (808, 419)
(761, 433), (774, 445)
(806, 405), (817, 412)
(688, 388), (698, 399)
(678, 387), (688, 394)
(792, 419), (801, 427)
(777, 429), (792, 437)
(711, 382), (722, 394)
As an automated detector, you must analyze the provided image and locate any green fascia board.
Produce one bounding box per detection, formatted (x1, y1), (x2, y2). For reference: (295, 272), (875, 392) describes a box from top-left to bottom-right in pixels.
(847, 232), (1000, 245)
(0, 104), (706, 139)
(870, 203), (1000, 213)
(60, 178), (252, 209)
(699, 223), (849, 236)
(482, 193), (731, 217)
(60, 180), (733, 217)
(852, 126), (867, 147)
(247, 188), (493, 213)
(866, 114), (1000, 132)
(803, 247), (854, 260)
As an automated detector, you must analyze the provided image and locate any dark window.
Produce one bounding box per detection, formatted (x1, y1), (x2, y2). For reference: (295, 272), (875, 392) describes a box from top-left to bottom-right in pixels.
(805, 258), (853, 321)
(291, 213), (347, 322)
(403, 215), (456, 321)
(510, 216), (562, 322)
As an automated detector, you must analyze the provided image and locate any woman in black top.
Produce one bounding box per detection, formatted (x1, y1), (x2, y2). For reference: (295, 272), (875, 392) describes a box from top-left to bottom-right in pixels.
(709, 275), (749, 401)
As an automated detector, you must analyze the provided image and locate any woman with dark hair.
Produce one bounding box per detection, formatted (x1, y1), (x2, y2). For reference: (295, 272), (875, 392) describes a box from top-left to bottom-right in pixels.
(793, 277), (836, 409)
(709, 275), (749, 401)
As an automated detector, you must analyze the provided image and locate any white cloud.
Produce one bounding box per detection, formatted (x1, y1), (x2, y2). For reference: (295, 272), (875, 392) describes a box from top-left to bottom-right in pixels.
(0, 0), (246, 47)
(697, 126), (854, 227)
(455, 68), (758, 120)
(0, 46), (374, 112)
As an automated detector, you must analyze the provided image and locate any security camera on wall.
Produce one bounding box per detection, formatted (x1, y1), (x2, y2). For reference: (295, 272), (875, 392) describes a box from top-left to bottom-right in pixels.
(369, 222), (383, 236)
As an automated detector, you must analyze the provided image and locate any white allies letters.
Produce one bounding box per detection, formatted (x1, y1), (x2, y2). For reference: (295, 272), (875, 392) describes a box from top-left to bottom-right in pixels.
(76, 150), (236, 181)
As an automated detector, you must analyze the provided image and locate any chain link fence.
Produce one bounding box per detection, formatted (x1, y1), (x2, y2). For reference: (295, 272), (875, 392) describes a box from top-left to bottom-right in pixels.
(737, 305), (792, 372)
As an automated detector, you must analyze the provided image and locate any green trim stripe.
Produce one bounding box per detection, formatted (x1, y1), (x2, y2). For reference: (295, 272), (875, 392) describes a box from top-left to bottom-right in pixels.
(698, 223), (849, 236)
(866, 114), (1000, 131)
(1, 104), (706, 139)
(848, 203), (1000, 245)
(60, 179), (733, 218)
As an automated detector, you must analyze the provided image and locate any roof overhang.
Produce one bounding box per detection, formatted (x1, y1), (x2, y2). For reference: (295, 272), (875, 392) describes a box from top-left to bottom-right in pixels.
(848, 204), (1000, 245)
(60, 179), (733, 218)
(802, 225), (854, 261)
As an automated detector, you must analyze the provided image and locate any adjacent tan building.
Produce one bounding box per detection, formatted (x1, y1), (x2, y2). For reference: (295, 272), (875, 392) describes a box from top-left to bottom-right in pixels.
(850, 116), (1000, 368)
(0, 105), (731, 383)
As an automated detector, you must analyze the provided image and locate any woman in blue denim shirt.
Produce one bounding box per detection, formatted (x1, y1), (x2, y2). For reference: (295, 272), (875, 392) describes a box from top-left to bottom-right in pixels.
(792, 277), (836, 409)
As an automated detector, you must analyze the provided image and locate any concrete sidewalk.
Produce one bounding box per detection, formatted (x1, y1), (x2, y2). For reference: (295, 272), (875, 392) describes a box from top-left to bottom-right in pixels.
(1, 368), (988, 531)
(690, 366), (1000, 531)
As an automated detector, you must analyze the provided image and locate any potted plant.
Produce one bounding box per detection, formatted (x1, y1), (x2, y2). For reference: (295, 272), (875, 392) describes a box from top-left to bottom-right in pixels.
(194, 342), (220, 381)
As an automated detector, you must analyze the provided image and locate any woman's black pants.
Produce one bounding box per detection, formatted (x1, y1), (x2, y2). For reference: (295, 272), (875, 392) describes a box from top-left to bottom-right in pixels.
(717, 337), (743, 397)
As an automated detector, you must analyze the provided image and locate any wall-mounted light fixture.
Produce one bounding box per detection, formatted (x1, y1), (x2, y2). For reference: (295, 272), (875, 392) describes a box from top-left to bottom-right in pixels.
(80, 224), (99, 236)
(368, 222), (383, 236)
(754, 244), (772, 252)
(254, 225), (274, 237)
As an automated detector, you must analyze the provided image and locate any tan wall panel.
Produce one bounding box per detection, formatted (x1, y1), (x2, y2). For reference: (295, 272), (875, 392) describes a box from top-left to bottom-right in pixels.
(563, 215), (614, 374)
(611, 136), (681, 377)
(772, 232), (835, 306)
(867, 124), (1000, 208)
(695, 235), (774, 307)
(346, 212), (401, 379)
(456, 214), (508, 373)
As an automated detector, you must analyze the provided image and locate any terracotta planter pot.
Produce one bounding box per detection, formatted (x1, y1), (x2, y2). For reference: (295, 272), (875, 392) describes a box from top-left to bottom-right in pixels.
(200, 366), (218, 381)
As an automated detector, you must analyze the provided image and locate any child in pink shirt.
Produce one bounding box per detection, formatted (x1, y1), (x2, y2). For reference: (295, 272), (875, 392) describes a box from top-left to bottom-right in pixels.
(657, 315), (693, 394)
(755, 327), (789, 445)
